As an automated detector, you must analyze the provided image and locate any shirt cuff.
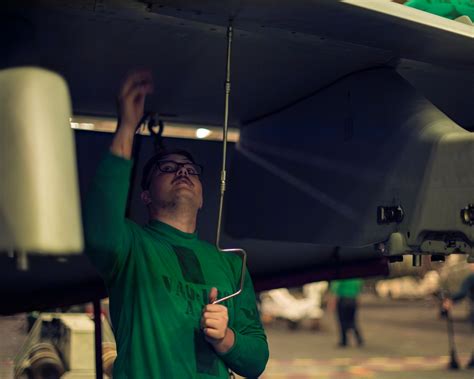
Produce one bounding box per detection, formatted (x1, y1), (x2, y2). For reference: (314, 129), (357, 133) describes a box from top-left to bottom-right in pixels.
(217, 327), (240, 359)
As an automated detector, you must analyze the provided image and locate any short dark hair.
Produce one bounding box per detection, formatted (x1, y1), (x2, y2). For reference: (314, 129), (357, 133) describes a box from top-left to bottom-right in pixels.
(141, 148), (197, 190)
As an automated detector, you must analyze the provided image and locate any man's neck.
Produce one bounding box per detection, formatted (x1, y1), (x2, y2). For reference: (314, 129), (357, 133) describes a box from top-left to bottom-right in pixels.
(150, 208), (197, 234)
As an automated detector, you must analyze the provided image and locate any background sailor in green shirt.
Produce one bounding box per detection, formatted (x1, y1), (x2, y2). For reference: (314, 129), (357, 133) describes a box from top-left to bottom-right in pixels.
(328, 279), (364, 348)
(84, 70), (269, 378)
(443, 263), (474, 368)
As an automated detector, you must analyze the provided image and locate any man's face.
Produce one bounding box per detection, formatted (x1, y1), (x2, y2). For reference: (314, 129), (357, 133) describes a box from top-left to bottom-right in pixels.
(142, 153), (203, 211)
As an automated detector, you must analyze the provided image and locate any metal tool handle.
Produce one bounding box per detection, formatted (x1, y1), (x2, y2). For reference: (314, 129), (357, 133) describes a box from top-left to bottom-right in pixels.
(213, 248), (247, 304)
(213, 20), (247, 304)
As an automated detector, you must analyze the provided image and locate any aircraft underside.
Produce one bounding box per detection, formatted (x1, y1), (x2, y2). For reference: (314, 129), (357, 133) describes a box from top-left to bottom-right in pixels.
(0, 0), (473, 314)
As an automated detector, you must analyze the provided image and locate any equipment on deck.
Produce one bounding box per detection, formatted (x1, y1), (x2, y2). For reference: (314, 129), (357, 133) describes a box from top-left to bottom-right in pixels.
(14, 313), (116, 379)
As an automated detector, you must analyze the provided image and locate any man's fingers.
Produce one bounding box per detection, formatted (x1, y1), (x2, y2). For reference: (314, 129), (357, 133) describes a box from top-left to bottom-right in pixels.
(209, 287), (218, 304)
(121, 81), (154, 105)
(200, 312), (227, 329)
(202, 318), (221, 330)
(202, 312), (222, 321)
(201, 291), (229, 342)
(203, 304), (227, 313)
(120, 70), (154, 98)
(120, 69), (153, 92)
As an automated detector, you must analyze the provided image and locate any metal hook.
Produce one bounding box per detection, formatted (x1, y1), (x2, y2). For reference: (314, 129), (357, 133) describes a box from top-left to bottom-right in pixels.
(146, 114), (165, 153)
(213, 19), (247, 305)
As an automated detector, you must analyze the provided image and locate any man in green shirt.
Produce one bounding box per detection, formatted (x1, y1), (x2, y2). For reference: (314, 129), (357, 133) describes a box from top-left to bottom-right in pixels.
(329, 279), (364, 348)
(443, 263), (474, 368)
(84, 70), (269, 378)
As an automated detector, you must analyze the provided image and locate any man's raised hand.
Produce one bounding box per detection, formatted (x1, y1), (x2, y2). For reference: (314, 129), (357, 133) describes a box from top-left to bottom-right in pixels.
(117, 70), (154, 131)
(111, 70), (154, 158)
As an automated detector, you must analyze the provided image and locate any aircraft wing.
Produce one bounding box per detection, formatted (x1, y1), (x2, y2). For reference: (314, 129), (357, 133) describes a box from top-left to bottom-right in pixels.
(2, 0), (473, 126)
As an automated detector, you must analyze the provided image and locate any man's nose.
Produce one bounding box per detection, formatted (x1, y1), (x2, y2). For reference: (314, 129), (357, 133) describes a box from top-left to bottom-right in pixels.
(176, 166), (189, 177)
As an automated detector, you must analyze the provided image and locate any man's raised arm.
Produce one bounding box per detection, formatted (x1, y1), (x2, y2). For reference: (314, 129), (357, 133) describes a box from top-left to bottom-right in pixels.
(111, 70), (153, 159)
(83, 71), (153, 281)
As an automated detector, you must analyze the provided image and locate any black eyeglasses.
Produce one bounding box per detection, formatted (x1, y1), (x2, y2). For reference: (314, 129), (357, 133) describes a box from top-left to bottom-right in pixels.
(155, 160), (203, 176)
(143, 159), (204, 189)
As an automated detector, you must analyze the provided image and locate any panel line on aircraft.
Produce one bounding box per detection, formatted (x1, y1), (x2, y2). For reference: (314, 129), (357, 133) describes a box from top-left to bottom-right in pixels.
(243, 65), (395, 126)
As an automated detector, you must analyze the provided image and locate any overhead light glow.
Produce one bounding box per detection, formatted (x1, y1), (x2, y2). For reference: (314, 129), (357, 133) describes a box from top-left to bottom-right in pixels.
(70, 116), (240, 142)
(196, 128), (212, 139)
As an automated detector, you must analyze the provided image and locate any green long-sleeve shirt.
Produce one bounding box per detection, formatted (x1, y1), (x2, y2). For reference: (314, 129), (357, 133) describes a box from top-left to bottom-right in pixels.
(330, 279), (363, 299)
(83, 153), (268, 378)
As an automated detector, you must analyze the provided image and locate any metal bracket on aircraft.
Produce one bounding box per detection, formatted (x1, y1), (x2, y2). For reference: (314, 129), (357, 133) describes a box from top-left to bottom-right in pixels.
(420, 237), (474, 263)
(377, 205), (404, 225)
(383, 233), (423, 266)
(420, 237), (472, 256)
(383, 231), (474, 265)
(385, 232), (410, 256)
(460, 204), (474, 226)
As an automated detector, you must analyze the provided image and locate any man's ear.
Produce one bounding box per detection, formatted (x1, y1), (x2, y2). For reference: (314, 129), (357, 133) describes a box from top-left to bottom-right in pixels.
(141, 190), (152, 205)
